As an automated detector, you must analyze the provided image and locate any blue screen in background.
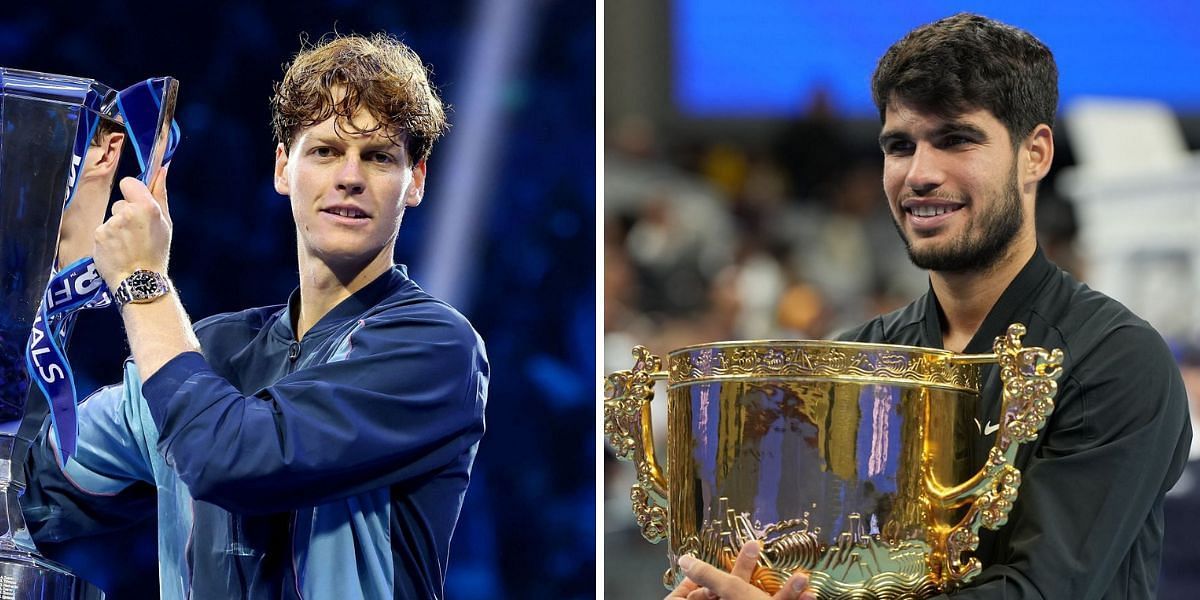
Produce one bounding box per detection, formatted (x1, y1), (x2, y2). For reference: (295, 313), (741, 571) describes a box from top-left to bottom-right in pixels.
(674, 0), (1200, 117)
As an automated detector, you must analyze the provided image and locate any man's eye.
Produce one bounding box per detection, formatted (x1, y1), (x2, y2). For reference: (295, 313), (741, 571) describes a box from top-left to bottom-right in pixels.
(884, 141), (914, 155)
(370, 152), (395, 164)
(312, 147), (334, 157)
(941, 135), (973, 147)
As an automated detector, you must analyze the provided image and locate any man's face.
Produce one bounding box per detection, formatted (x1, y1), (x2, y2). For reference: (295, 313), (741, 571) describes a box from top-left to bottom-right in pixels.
(879, 101), (1025, 273)
(57, 131), (124, 268)
(273, 109), (425, 269)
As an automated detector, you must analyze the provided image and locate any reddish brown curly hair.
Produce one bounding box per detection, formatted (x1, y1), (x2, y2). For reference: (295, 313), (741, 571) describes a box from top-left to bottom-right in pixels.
(270, 33), (448, 163)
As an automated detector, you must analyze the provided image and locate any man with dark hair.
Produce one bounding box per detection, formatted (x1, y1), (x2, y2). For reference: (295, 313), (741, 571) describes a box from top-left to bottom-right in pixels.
(22, 33), (488, 599)
(669, 13), (1190, 600)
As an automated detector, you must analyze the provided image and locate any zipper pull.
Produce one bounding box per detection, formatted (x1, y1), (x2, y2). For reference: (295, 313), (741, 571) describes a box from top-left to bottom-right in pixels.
(288, 342), (300, 362)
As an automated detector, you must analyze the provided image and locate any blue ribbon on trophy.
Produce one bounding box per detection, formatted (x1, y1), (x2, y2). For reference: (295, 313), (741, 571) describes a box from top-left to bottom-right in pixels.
(25, 77), (180, 463)
(116, 77), (182, 185)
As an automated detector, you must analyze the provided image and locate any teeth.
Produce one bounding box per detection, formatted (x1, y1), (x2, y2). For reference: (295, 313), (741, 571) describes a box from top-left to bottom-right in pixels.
(912, 205), (952, 217)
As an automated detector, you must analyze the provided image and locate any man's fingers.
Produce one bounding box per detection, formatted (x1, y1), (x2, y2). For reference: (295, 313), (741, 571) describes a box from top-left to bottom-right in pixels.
(771, 571), (812, 600)
(730, 541), (762, 580)
(118, 176), (156, 208)
(118, 173), (169, 216)
(679, 554), (764, 598)
(665, 576), (700, 599)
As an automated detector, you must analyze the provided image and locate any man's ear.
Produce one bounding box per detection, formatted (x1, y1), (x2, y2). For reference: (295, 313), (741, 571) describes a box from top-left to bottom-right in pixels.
(1022, 123), (1054, 186)
(405, 160), (427, 207)
(84, 132), (125, 180)
(274, 143), (290, 196)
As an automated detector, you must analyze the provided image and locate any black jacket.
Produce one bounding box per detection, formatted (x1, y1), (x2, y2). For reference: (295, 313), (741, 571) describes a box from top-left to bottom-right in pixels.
(839, 248), (1191, 599)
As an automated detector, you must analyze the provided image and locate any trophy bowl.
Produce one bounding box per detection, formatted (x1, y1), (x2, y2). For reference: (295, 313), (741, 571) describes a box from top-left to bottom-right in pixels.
(604, 324), (1063, 598)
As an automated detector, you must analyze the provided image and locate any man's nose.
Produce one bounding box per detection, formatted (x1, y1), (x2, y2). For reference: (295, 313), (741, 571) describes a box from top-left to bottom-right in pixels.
(904, 144), (944, 195)
(336, 155), (366, 195)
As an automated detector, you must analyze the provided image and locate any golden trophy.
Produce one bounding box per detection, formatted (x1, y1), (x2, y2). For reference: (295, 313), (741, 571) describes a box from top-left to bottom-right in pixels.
(604, 324), (1063, 598)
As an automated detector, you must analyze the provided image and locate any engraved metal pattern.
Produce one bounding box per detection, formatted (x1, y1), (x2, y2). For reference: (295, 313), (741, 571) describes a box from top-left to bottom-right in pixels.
(675, 498), (939, 599)
(995, 324), (1063, 447)
(602, 370), (637, 461)
(934, 323), (1063, 588)
(669, 344), (981, 393)
(605, 325), (1064, 598)
(631, 483), (668, 542)
(603, 346), (670, 543)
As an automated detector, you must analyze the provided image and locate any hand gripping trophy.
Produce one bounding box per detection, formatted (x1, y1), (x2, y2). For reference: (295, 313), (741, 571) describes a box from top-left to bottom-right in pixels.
(0, 67), (177, 598)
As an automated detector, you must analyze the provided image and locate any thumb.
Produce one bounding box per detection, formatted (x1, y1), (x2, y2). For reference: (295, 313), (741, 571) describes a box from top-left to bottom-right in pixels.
(118, 176), (151, 203)
(117, 175), (162, 215)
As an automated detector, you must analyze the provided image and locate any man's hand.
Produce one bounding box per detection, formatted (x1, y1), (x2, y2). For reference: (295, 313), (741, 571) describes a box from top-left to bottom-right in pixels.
(93, 169), (172, 288)
(664, 541), (815, 600)
(91, 167), (198, 380)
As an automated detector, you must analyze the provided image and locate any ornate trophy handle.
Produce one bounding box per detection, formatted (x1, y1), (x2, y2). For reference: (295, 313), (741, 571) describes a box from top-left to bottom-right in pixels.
(603, 346), (670, 543)
(929, 324), (1063, 586)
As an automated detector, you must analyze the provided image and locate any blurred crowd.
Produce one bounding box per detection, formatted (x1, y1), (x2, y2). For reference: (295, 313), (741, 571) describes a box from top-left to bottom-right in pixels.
(606, 111), (916, 367)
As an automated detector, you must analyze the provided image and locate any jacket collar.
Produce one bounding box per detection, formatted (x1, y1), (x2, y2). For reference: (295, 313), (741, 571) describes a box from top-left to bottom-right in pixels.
(271, 265), (411, 343)
(921, 247), (1056, 353)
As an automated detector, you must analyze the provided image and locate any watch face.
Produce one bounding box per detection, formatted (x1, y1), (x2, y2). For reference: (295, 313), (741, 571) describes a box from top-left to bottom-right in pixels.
(123, 270), (168, 303)
(130, 274), (161, 299)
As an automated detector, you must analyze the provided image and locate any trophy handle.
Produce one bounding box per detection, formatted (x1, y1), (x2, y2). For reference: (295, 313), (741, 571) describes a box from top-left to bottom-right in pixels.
(929, 324), (1063, 586)
(604, 346), (670, 543)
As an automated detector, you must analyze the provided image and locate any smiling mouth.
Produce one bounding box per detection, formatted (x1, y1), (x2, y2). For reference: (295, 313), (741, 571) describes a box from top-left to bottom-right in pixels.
(322, 207), (369, 219)
(905, 204), (963, 218)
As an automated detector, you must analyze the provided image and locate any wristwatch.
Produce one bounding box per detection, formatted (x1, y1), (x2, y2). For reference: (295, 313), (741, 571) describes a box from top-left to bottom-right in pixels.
(114, 269), (172, 307)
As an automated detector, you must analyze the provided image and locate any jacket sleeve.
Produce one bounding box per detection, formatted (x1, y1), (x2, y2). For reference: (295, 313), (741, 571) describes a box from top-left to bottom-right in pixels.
(943, 324), (1192, 599)
(140, 304), (489, 515)
(22, 363), (157, 543)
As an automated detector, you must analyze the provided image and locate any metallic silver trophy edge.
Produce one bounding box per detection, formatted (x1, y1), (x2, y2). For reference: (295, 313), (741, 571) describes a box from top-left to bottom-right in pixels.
(0, 66), (113, 599)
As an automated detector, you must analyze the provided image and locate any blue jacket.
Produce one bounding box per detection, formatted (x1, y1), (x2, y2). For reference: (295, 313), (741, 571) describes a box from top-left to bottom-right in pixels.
(23, 266), (489, 599)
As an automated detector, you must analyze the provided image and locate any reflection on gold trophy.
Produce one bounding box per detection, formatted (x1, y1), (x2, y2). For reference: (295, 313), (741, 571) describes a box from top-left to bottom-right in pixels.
(604, 324), (1062, 598)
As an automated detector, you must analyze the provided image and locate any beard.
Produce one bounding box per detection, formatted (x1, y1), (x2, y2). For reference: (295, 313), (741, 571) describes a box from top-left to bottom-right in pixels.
(892, 163), (1023, 273)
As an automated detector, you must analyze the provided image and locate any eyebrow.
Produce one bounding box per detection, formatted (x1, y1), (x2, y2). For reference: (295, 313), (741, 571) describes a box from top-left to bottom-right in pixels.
(305, 134), (401, 153)
(303, 134), (345, 147)
(878, 121), (990, 149)
(878, 130), (908, 150)
(935, 122), (989, 140)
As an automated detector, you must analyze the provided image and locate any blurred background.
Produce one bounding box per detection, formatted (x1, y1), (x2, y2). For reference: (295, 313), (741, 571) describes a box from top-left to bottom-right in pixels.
(2, 1), (594, 598)
(604, 1), (1200, 598)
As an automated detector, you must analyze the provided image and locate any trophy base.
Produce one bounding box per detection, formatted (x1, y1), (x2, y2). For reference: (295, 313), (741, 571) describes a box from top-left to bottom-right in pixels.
(0, 549), (104, 599)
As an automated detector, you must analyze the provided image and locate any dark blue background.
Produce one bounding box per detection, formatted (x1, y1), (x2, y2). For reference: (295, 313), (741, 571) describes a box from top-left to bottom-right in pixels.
(2, 1), (595, 598)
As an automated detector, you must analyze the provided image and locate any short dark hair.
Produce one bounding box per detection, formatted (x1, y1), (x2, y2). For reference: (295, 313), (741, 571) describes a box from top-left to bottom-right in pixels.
(871, 13), (1058, 145)
(270, 33), (448, 163)
(89, 115), (124, 147)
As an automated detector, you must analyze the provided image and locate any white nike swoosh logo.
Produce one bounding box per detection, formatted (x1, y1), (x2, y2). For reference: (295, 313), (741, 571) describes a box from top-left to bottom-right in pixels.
(974, 418), (1002, 436)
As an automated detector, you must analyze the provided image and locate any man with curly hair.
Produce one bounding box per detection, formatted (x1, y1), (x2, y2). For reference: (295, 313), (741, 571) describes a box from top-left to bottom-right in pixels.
(22, 33), (488, 600)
